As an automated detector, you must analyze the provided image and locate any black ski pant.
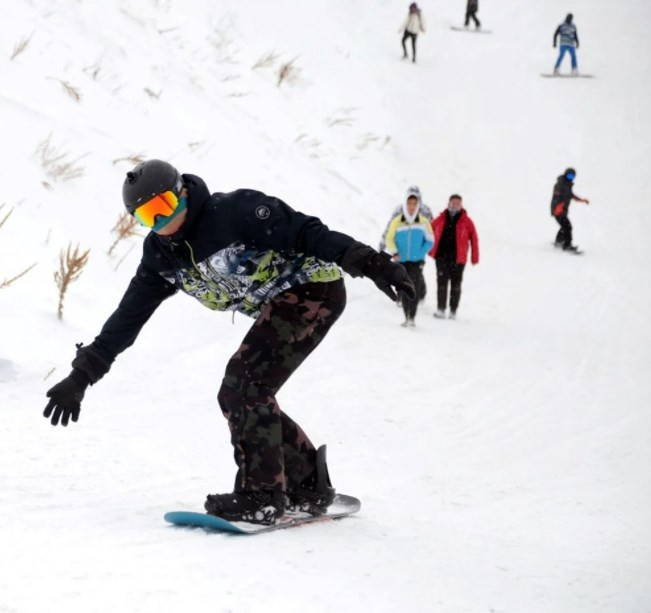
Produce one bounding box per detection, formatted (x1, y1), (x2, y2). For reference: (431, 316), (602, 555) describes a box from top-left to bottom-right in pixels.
(465, 9), (481, 27)
(435, 257), (466, 313)
(554, 215), (573, 248)
(217, 280), (346, 493)
(402, 31), (418, 61)
(401, 261), (425, 321)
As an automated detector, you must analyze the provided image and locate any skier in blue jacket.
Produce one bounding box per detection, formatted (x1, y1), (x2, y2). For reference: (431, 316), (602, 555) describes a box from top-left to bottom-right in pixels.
(384, 190), (434, 326)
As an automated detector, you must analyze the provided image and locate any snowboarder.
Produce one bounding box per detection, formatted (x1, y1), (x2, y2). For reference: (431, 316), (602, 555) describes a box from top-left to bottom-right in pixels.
(428, 195), (479, 319)
(379, 186), (432, 303)
(465, 0), (481, 30)
(553, 13), (580, 75)
(384, 190), (434, 326)
(42, 160), (416, 525)
(550, 167), (590, 252)
(400, 3), (425, 63)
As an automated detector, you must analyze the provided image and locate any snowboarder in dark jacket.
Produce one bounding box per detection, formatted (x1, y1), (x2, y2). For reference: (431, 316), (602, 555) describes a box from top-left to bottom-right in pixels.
(42, 160), (415, 525)
(553, 13), (580, 75)
(551, 167), (590, 251)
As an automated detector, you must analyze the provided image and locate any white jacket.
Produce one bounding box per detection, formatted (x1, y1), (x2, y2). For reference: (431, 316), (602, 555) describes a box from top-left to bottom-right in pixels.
(401, 12), (425, 34)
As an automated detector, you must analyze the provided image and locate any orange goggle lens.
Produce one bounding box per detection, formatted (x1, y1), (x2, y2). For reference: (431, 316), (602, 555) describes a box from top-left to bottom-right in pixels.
(133, 191), (179, 227)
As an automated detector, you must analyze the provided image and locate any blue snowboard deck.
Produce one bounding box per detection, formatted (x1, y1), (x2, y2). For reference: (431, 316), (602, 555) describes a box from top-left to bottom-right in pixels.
(164, 493), (360, 535)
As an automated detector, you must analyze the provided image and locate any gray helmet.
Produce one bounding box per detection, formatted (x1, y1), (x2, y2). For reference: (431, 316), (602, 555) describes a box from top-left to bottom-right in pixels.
(122, 159), (183, 214)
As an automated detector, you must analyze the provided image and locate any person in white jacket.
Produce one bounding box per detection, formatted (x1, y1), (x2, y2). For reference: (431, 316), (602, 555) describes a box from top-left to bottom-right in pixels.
(400, 3), (425, 63)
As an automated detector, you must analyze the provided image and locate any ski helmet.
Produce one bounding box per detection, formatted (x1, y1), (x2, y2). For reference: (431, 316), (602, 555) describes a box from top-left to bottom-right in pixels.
(122, 159), (183, 215)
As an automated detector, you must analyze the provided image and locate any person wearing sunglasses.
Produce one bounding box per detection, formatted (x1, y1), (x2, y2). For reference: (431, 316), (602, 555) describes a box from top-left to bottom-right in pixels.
(42, 159), (415, 525)
(550, 167), (590, 252)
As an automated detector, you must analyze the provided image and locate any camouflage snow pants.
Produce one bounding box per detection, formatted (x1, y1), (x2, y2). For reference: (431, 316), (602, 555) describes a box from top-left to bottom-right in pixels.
(217, 279), (346, 493)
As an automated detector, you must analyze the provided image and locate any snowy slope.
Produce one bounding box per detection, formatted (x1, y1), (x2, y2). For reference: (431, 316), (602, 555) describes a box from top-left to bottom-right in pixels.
(1, 1), (650, 612)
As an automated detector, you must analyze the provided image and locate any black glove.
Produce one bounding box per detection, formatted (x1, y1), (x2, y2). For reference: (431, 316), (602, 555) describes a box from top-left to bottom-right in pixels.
(341, 242), (416, 302)
(44, 369), (90, 427)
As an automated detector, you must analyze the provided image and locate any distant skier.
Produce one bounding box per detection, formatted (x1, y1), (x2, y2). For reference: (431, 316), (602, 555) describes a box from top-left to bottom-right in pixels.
(379, 186), (432, 302)
(553, 13), (580, 75)
(551, 167), (590, 252)
(400, 3), (425, 63)
(42, 159), (415, 526)
(428, 195), (479, 320)
(384, 190), (434, 327)
(465, 0), (481, 29)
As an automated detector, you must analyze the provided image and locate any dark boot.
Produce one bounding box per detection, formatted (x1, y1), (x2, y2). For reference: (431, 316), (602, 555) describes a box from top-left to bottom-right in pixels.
(204, 490), (285, 525)
(286, 445), (335, 516)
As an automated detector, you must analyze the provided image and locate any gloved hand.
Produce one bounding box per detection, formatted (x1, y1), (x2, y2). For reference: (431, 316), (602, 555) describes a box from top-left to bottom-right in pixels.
(43, 369), (90, 426)
(341, 242), (416, 302)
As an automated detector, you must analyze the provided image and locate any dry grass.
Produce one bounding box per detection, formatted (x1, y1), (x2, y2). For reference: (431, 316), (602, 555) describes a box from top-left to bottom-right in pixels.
(36, 135), (88, 182)
(277, 57), (301, 87)
(112, 154), (147, 166)
(144, 87), (161, 99)
(252, 50), (279, 70)
(0, 204), (37, 289)
(47, 78), (82, 102)
(54, 243), (90, 320)
(108, 212), (140, 256)
(10, 34), (33, 60)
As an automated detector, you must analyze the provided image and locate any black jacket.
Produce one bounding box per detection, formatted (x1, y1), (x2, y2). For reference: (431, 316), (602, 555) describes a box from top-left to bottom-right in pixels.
(550, 175), (576, 217)
(73, 174), (356, 381)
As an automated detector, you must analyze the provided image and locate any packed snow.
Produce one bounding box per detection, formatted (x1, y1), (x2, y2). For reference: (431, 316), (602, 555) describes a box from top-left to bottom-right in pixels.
(1, 1), (650, 612)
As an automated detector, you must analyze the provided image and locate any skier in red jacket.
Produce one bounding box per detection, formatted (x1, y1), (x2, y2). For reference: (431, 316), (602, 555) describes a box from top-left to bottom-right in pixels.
(428, 194), (479, 319)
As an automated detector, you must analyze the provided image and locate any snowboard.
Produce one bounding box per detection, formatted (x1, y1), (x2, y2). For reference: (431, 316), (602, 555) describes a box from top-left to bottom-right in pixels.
(552, 243), (583, 255)
(450, 26), (492, 34)
(541, 73), (595, 79)
(164, 493), (361, 535)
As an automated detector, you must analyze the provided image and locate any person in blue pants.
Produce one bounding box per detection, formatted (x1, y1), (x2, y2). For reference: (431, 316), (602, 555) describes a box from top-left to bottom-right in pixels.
(553, 13), (580, 75)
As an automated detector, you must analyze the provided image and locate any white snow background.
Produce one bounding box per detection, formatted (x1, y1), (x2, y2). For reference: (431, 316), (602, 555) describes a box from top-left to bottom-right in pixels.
(1, 1), (650, 612)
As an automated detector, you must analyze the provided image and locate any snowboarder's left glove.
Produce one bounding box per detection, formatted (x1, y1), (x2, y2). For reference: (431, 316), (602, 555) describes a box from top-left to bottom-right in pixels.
(341, 242), (416, 302)
(43, 369), (90, 427)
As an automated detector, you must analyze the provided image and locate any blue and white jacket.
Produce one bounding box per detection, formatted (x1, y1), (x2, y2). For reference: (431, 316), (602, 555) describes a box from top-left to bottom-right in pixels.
(385, 210), (434, 263)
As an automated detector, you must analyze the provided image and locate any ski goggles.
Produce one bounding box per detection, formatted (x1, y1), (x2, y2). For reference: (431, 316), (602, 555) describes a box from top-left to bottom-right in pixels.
(133, 191), (183, 228)
(565, 172), (576, 181)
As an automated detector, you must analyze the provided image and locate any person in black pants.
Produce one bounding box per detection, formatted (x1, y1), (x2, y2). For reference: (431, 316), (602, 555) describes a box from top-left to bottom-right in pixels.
(429, 195), (479, 319)
(550, 168), (589, 252)
(465, 0), (481, 29)
(400, 3), (425, 63)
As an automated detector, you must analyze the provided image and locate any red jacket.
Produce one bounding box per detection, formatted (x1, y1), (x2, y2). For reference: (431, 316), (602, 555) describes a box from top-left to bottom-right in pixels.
(429, 209), (479, 265)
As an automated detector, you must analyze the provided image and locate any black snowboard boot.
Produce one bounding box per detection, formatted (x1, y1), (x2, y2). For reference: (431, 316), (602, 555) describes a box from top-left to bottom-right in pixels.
(204, 490), (285, 525)
(286, 445), (335, 516)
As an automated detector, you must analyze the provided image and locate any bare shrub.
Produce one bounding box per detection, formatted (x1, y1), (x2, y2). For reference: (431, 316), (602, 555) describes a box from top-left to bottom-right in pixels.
(252, 50), (279, 70)
(54, 243), (90, 320)
(277, 57), (301, 87)
(108, 212), (140, 256)
(35, 135), (88, 182)
(83, 63), (101, 80)
(11, 34), (33, 60)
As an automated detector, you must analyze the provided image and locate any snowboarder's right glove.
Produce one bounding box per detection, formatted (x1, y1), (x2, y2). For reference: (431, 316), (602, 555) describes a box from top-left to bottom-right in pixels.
(341, 242), (416, 302)
(43, 369), (90, 427)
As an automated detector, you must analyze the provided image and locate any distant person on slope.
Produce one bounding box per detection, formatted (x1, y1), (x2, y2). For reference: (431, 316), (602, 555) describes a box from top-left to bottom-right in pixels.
(428, 195), (479, 320)
(42, 159), (415, 526)
(379, 186), (433, 303)
(400, 3), (426, 63)
(550, 167), (590, 252)
(384, 190), (434, 327)
(553, 13), (580, 75)
(465, 0), (481, 29)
